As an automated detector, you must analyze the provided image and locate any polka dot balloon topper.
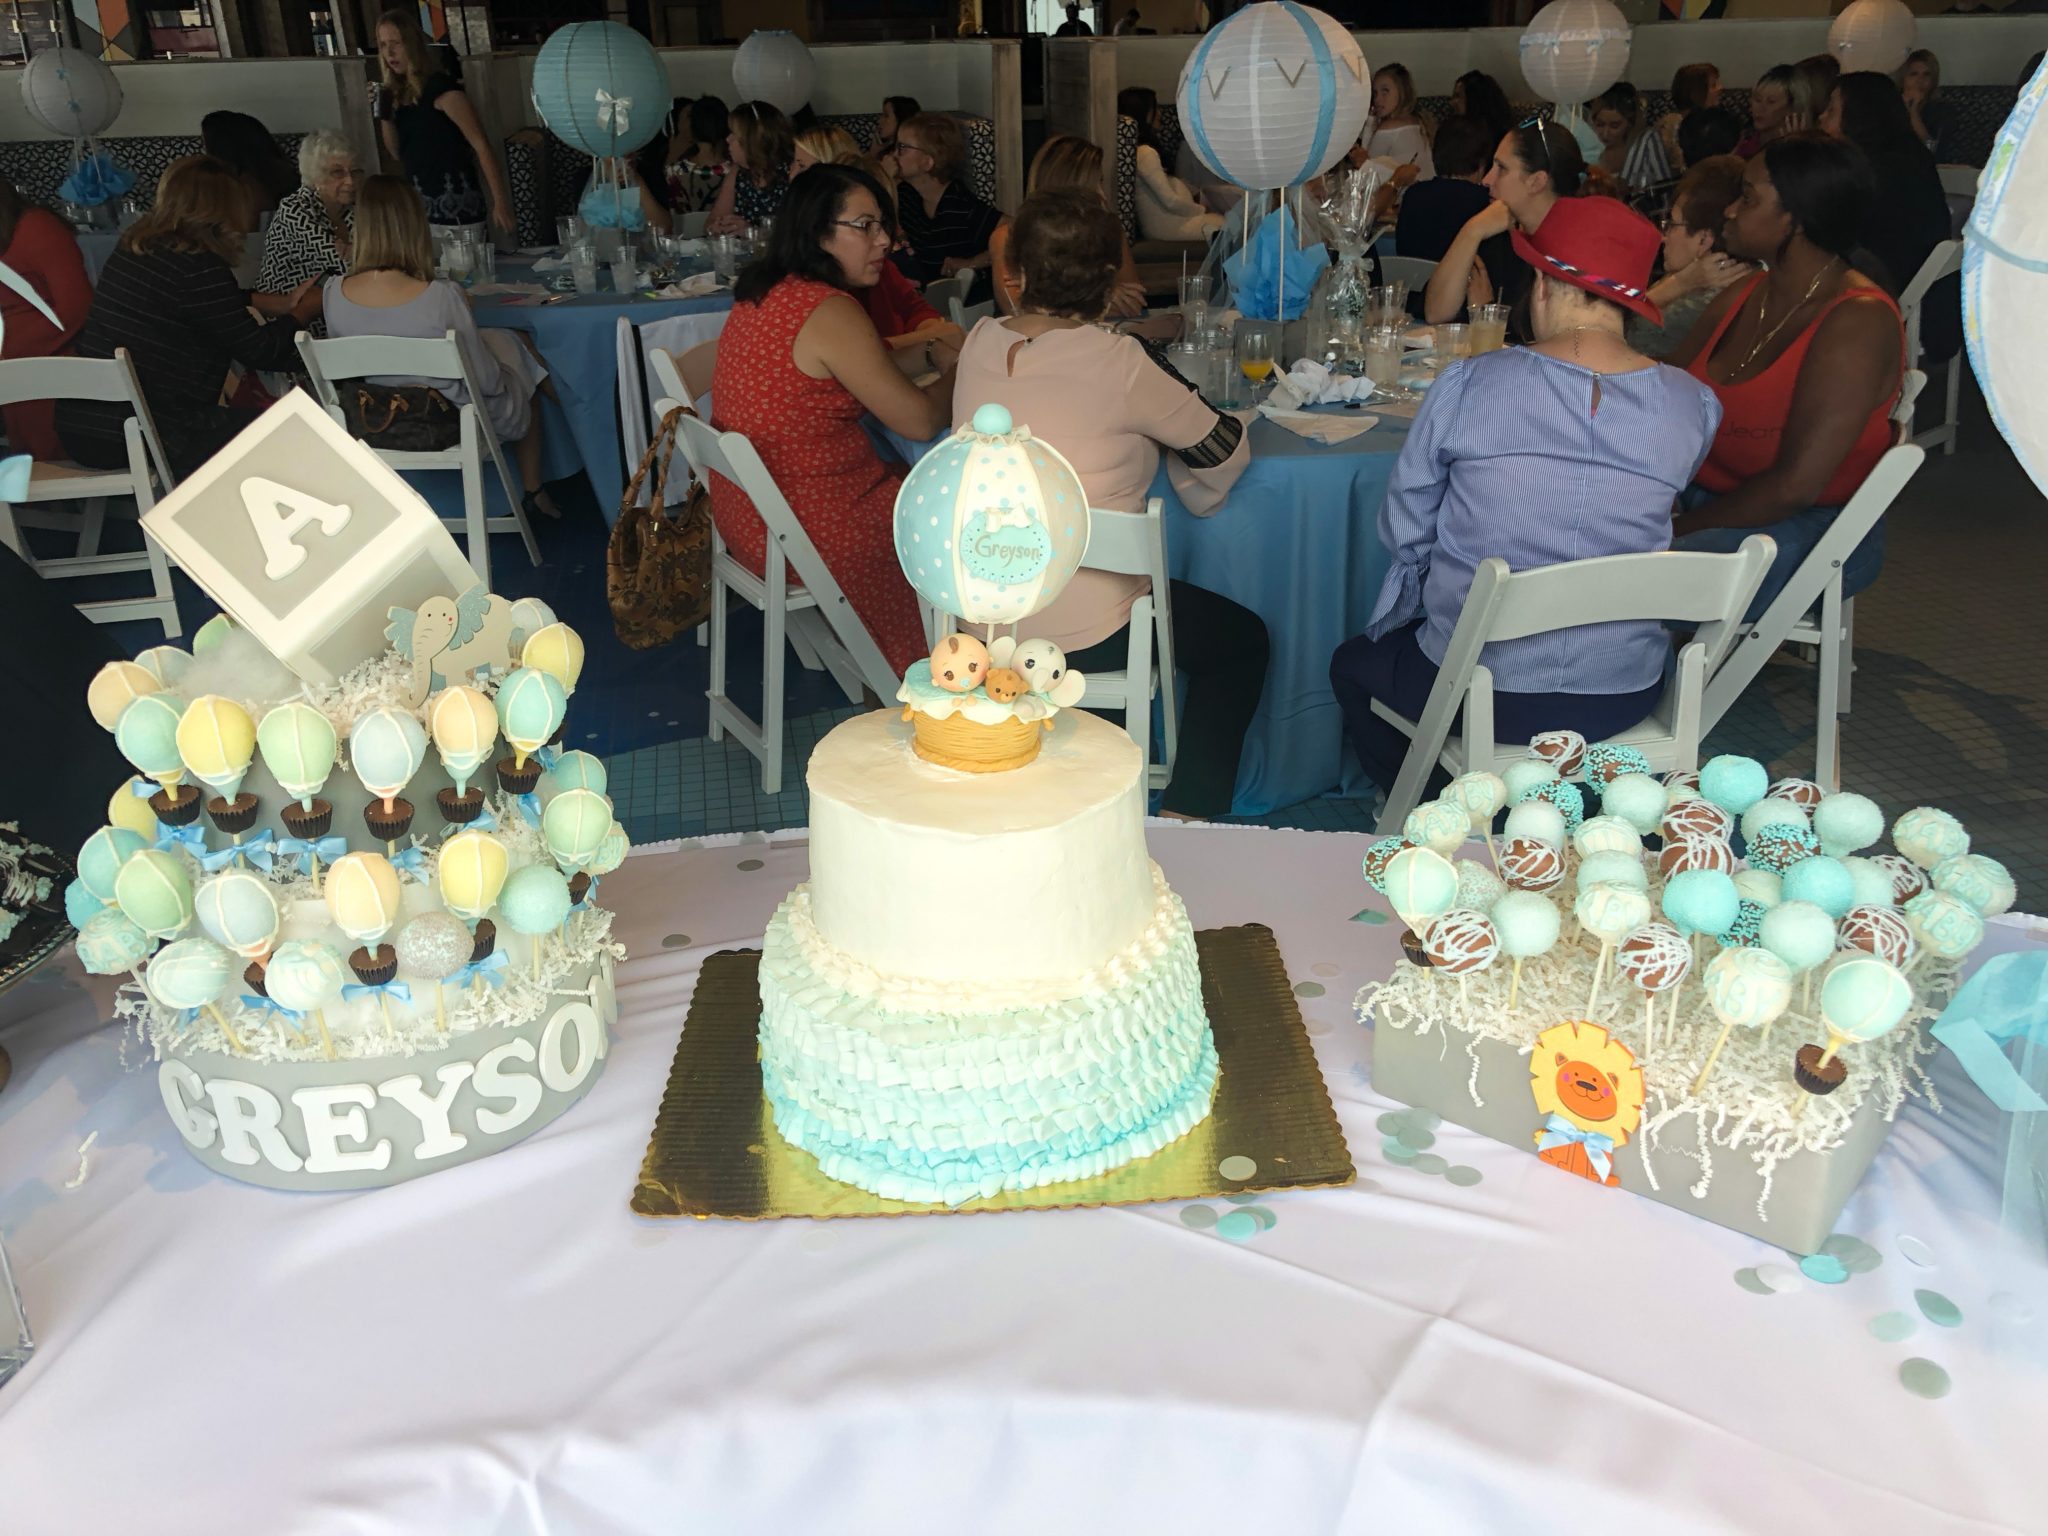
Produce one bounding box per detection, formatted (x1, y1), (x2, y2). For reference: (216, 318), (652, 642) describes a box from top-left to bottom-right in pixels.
(893, 404), (1090, 629)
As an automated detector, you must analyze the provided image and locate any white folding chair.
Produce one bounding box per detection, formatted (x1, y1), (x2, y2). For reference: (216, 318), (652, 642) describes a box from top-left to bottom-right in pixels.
(1938, 164), (1979, 199)
(924, 269), (974, 318)
(951, 296), (995, 328)
(1380, 255), (1438, 289)
(666, 404), (899, 794)
(1068, 499), (1177, 792)
(1701, 443), (1925, 794)
(0, 351), (181, 638)
(1375, 538), (1775, 834)
(1898, 239), (1963, 456)
(294, 329), (541, 585)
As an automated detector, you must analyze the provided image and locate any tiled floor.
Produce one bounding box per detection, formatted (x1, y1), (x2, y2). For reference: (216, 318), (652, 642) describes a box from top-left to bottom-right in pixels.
(607, 374), (2048, 911)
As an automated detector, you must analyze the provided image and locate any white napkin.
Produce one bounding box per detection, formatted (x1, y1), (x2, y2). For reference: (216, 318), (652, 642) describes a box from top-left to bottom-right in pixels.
(1265, 358), (1378, 410)
(531, 254), (570, 273)
(652, 271), (725, 300)
(1403, 326), (1433, 350)
(1257, 404), (1377, 445)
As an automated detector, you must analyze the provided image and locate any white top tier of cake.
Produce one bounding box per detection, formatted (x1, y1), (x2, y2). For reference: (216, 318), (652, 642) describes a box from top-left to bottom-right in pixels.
(805, 708), (1155, 987)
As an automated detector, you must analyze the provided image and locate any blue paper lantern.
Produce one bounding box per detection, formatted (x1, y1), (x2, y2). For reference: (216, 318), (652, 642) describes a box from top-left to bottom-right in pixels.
(531, 22), (671, 158)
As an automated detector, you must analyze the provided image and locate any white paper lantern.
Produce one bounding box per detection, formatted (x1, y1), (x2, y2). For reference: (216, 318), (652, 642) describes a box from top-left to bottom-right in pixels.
(1175, 2), (1369, 191)
(733, 29), (814, 116)
(1519, 0), (1631, 108)
(1966, 68), (2048, 503)
(1828, 0), (1917, 78)
(21, 47), (122, 141)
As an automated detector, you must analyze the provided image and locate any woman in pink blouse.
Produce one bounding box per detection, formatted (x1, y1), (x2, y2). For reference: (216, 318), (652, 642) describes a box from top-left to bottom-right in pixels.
(951, 189), (1264, 817)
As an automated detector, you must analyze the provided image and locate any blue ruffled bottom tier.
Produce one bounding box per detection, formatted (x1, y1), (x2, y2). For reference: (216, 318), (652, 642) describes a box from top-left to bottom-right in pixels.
(757, 894), (1219, 1206)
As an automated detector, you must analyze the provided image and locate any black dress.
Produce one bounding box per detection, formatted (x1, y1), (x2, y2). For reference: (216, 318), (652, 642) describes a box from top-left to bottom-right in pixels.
(54, 243), (301, 481)
(1858, 146), (1959, 364)
(392, 73), (487, 226)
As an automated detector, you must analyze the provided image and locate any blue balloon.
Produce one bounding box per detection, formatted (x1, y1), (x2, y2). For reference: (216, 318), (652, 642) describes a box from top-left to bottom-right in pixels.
(532, 22), (672, 157)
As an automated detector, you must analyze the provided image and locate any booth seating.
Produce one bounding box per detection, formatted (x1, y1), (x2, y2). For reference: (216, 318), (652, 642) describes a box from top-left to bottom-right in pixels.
(0, 133), (307, 212)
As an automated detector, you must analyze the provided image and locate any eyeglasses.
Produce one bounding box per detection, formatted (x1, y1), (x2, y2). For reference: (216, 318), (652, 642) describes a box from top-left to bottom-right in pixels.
(833, 217), (892, 241)
(895, 141), (929, 160)
(1516, 110), (1554, 176)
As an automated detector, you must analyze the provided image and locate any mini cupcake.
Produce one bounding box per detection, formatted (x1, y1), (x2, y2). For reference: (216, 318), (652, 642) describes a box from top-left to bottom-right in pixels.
(243, 959), (269, 996)
(496, 756), (542, 796)
(1399, 927), (1435, 968)
(150, 783), (202, 826)
(567, 871), (592, 906)
(363, 797), (415, 843)
(437, 786), (486, 825)
(348, 944), (397, 987)
(206, 792), (260, 835)
(469, 918), (498, 964)
(280, 798), (334, 839)
(1793, 1044), (1847, 1097)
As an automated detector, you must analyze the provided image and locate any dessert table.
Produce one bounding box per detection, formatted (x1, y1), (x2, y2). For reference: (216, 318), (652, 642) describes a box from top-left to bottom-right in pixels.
(0, 823), (2039, 1534)
(885, 407), (1408, 814)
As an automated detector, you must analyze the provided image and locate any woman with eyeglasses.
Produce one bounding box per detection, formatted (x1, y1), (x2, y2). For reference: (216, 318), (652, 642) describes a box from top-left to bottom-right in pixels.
(891, 112), (1003, 303)
(1422, 117), (1584, 335)
(707, 163), (954, 676)
(1627, 155), (1752, 360)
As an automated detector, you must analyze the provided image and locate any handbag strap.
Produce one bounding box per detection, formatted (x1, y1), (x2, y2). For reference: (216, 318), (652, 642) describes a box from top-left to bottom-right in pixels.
(623, 402), (694, 521)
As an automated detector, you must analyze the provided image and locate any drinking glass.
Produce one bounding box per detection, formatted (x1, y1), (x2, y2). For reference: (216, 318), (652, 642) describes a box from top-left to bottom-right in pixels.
(569, 240), (598, 294)
(1471, 303), (1510, 354)
(1236, 326), (1276, 404)
(1363, 326), (1403, 387)
(443, 239), (474, 285)
(610, 253), (640, 295)
(1438, 322), (1472, 361)
(1381, 278), (1409, 324)
(556, 215), (586, 250)
(474, 240), (497, 284)
(712, 233), (742, 283)
(1180, 272), (1211, 333)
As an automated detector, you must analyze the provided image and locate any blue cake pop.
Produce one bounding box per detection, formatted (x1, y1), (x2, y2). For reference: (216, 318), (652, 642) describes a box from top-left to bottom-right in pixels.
(1662, 868), (1740, 937)
(75, 908), (152, 975)
(540, 749), (610, 802)
(1781, 855), (1856, 919)
(1840, 856), (1897, 909)
(1759, 900), (1837, 975)
(77, 825), (148, 902)
(1500, 760), (1557, 803)
(1600, 771), (1668, 836)
(1583, 742), (1651, 785)
(63, 879), (105, 928)
(1698, 755), (1768, 815)
(1812, 792), (1884, 859)
(500, 864), (573, 936)
(1739, 795), (1809, 848)
(1491, 891), (1561, 958)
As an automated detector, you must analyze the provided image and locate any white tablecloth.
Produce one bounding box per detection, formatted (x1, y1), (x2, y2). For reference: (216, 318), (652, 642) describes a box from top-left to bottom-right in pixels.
(0, 824), (2042, 1535)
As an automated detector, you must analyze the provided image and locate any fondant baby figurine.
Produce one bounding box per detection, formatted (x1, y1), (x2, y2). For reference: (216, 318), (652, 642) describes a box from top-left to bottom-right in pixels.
(929, 633), (990, 693)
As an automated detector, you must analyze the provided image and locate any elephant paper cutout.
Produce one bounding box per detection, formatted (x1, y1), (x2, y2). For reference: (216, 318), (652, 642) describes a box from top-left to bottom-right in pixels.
(386, 585), (516, 705)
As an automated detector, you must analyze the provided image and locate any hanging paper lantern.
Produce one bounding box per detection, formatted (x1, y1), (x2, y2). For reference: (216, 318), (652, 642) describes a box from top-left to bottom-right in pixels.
(1828, 0), (1916, 77)
(1965, 55), (2048, 503)
(20, 48), (123, 141)
(892, 404), (1091, 631)
(733, 29), (815, 116)
(1175, 2), (1369, 191)
(531, 21), (671, 158)
(1519, 0), (1632, 108)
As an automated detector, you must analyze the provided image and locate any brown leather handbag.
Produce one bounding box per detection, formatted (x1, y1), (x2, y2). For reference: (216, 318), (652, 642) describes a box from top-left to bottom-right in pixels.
(341, 384), (461, 451)
(607, 403), (712, 650)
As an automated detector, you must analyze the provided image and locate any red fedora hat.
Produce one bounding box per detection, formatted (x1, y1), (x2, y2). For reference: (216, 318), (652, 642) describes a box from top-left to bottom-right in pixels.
(1510, 196), (1665, 327)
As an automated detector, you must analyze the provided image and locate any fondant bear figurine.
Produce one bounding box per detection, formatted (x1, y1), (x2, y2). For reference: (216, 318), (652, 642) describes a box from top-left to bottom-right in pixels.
(984, 667), (1027, 704)
(929, 633), (990, 693)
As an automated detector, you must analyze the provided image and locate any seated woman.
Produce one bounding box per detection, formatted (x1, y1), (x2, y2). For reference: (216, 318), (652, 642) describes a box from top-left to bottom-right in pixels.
(953, 189), (1263, 819)
(708, 163), (953, 675)
(708, 101), (793, 236)
(1423, 117), (1584, 336)
(0, 180), (91, 460)
(872, 95), (921, 179)
(578, 154), (673, 236)
(1332, 198), (1720, 797)
(990, 135), (1144, 317)
(1627, 155), (1751, 359)
(1657, 62), (1721, 170)
(1901, 49), (1958, 161)
(1667, 134), (1903, 618)
(1116, 86), (1224, 243)
(56, 156), (318, 481)
(891, 112), (1003, 302)
(322, 175), (557, 519)
(852, 163), (965, 364)
(663, 96), (731, 216)
(1589, 82), (1673, 198)
(1822, 73), (1955, 353)
(258, 129), (362, 329)
(793, 124), (862, 176)
(1394, 115), (1492, 265)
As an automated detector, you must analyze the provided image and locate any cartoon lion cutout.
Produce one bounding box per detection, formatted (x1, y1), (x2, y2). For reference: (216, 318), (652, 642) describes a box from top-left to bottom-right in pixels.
(1529, 1020), (1645, 1187)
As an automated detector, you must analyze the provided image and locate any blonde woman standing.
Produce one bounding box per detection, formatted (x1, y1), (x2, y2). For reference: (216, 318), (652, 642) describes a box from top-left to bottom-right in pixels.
(372, 10), (510, 235)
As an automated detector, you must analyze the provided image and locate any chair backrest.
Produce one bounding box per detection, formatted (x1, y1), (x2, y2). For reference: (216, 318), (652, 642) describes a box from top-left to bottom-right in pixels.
(1938, 163), (1979, 199)
(650, 347), (688, 416)
(0, 349), (174, 488)
(1898, 238), (1963, 364)
(1079, 501), (1164, 581)
(925, 269), (973, 316)
(296, 329), (492, 446)
(1892, 367), (1927, 443)
(952, 297), (995, 328)
(1381, 254), (1439, 289)
(676, 337), (718, 402)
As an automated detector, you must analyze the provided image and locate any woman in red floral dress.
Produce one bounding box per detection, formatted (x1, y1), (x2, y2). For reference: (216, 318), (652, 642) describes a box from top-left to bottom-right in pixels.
(709, 163), (957, 675)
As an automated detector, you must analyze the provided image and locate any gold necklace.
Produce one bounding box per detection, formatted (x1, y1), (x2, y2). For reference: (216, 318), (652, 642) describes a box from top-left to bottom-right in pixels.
(1741, 258), (1838, 369)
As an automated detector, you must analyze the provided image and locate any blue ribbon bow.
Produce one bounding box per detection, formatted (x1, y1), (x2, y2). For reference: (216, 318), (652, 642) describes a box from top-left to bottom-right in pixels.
(155, 822), (207, 856)
(455, 951), (511, 989)
(515, 792), (542, 828)
(1536, 1113), (1617, 1182)
(200, 829), (276, 873)
(274, 833), (347, 876)
(450, 804), (498, 835)
(238, 993), (299, 1020)
(342, 979), (413, 1005)
(130, 778), (157, 798)
(390, 844), (429, 879)
(1930, 951), (2048, 1113)
(536, 744), (563, 774)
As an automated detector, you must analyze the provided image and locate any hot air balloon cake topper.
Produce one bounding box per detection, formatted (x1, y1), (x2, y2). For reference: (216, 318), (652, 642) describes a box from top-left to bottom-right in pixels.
(892, 405), (1094, 772)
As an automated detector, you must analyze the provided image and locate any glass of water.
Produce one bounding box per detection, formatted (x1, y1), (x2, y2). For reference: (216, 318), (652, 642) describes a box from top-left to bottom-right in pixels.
(557, 215), (586, 250)
(1438, 322), (1472, 361)
(569, 240), (599, 294)
(1363, 326), (1403, 387)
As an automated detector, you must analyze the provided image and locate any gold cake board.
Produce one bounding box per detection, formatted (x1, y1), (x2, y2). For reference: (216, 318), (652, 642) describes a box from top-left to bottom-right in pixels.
(632, 925), (1355, 1220)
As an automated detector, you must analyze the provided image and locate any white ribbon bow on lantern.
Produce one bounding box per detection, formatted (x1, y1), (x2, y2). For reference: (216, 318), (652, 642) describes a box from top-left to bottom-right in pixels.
(595, 88), (631, 138)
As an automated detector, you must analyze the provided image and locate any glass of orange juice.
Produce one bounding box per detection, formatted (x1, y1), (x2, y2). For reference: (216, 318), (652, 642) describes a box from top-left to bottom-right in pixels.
(1236, 324), (1277, 404)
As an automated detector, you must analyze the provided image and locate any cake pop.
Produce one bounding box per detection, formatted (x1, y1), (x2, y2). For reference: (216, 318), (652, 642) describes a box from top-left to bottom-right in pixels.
(194, 869), (280, 966)
(541, 789), (613, 873)
(1839, 857), (1897, 909)
(586, 825), (630, 879)
(1781, 856), (1856, 919)
(1661, 798), (1733, 845)
(1576, 850), (1648, 893)
(1443, 771), (1507, 856)
(1662, 868), (1739, 951)
(428, 685), (499, 819)
(1719, 899), (1766, 949)
(1699, 755), (1768, 815)
(325, 852), (404, 1031)
(1617, 921), (1691, 1050)
(75, 907), (152, 978)
(1361, 837), (1407, 894)
(1799, 957), (1913, 1107)
(176, 695), (260, 837)
(1837, 904), (1916, 969)
(500, 863), (574, 979)
(539, 749), (610, 803)
(1527, 730), (1587, 778)
(1812, 792), (1884, 859)
(350, 707), (429, 845)
(259, 700), (340, 856)
(1515, 777), (1585, 833)
(1576, 881), (1651, 1013)
(1583, 743), (1650, 786)
(507, 596), (557, 655)
(494, 667), (569, 792)
(1503, 801), (1567, 850)
(192, 614), (234, 653)
(1892, 807), (1969, 871)
(1574, 816), (1641, 859)
(1664, 769), (1701, 794)
(1759, 900), (1836, 1011)
(1745, 822), (1819, 875)
(1453, 859), (1506, 913)
(1501, 760), (1559, 804)
(1740, 795), (1809, 849)
(1903, 889), (1984, 968)
(1600, 771), (1668, 836)
(88, 660), (162, 731)
(1383, 846), (1460, 945)
(264, 939), (348, 1059)
(1733, 868), (1782, 911)
(439, 830), (509, 924)
(1693, 948), (1793, 1096)
(520, 621), (586, 694)
(77, 826), (147, 902)
(1423, 909), (1499, 1004)
(394, 911), (475, 1033)
(1767, 777), (1824, 810)
(1871, 853), (1928, 904)
(107, 778), (159, 840)
(113, 849), (194, 940)
(1657, 834), (1735, 879)
(116, 692), (197, 823)
(64, 880), (104, 928)
(1492, 890), (1561, 1010)
(1932, 853), (2016, 918)
(1403, 799), (1471, 857)
(134, 644), (192, 688)
(1498, 837), (1565, 893)
(147, 936), (246, 1053)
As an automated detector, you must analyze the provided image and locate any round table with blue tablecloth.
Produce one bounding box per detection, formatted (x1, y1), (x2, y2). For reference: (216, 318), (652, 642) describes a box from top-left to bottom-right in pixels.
(885, 405), (1407, 814)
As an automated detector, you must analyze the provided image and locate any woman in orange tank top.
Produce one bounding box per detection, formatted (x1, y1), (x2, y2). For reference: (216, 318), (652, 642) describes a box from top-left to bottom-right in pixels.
(1665, 134), (1903, 619)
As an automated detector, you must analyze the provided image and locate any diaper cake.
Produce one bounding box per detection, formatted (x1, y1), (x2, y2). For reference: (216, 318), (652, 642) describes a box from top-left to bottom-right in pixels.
(67, 393), (624, 1191)
(755, 404), (1219, 1204)
(1361, 737), (2006, 1252)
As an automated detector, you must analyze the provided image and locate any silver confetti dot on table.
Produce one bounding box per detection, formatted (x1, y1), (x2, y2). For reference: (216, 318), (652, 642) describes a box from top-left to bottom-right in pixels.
(394, 912), (477, 979)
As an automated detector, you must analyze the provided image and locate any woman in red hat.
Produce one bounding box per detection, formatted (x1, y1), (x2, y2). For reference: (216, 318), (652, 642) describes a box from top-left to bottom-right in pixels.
(1332, 196), (1721, 799)
(1665, 134), (1901, 618)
